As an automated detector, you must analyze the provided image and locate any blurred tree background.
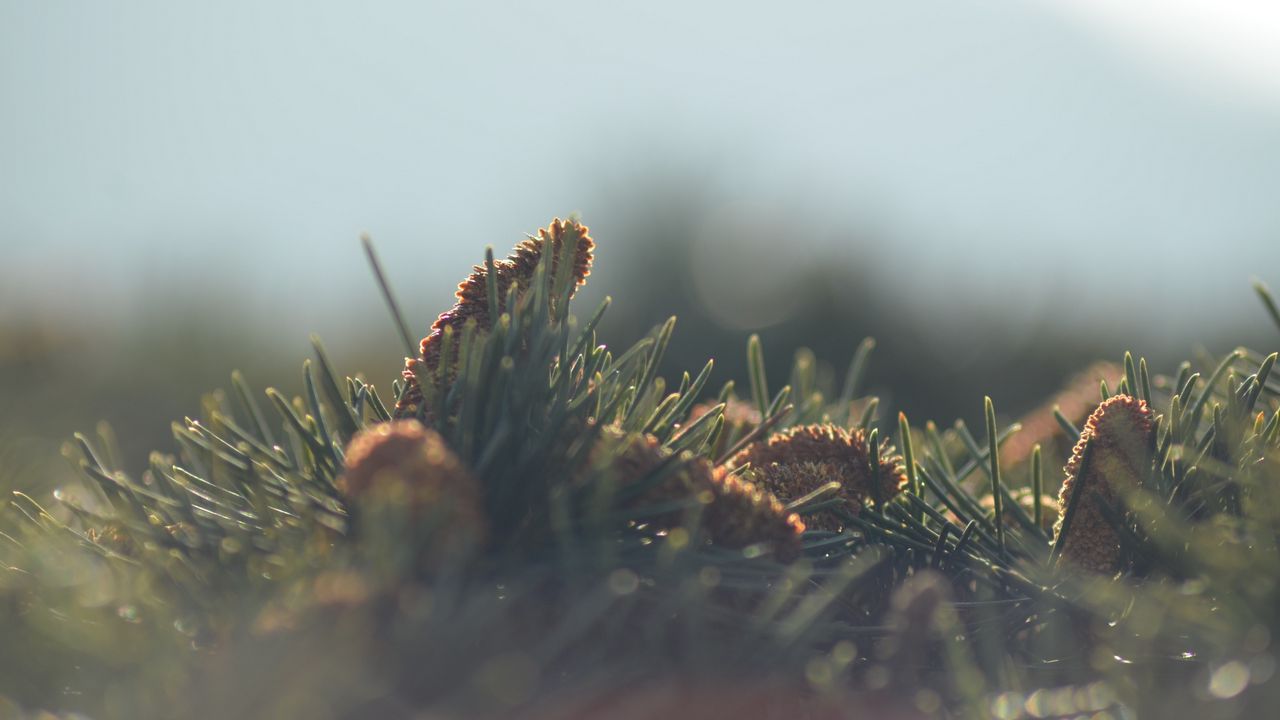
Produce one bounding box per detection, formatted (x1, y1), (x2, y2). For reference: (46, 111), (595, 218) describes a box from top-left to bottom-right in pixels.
(6, 5), (1280, 718)
(4, 167), (1275, 485)
(5, 0), (1280, 487)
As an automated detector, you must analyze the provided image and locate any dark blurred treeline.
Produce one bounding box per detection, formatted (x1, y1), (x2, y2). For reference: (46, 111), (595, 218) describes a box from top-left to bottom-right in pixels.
(581, 171), (1275, 436)
(3, 171), (1274, 479)
(0, 308), (402, 486)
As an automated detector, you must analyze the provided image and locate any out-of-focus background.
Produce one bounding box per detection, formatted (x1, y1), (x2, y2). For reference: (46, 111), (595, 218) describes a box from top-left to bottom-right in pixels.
(4, 1), (1280, 475)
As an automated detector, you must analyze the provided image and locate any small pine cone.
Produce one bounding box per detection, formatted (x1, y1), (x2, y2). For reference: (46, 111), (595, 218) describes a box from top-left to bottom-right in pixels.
(503, 216), (595, 299)
(701, 466), (805, 562)
(394, 218), (595, 418)
(730, 424), (907, 530)
(747, 460), (844, 532)
(1002, 361), (1124, 474)
(589, 428), (803, 560)
(592, 428), (706, 515)
(719, 398), (763, 428)
(685, 398), (761, 459)
(339, 420), (486, 549)
(1052, 394), (1154, 574)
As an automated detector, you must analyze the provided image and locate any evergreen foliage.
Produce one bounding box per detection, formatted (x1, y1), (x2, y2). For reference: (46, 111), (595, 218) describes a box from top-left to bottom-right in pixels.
(3, 218), (1280, 718)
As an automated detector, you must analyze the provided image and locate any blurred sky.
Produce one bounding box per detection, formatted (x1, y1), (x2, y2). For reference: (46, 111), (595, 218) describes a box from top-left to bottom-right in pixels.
(3, 0), (1280, 342)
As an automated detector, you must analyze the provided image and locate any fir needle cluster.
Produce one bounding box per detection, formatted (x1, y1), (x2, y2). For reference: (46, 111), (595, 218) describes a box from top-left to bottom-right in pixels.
(7, 214), (1280, 718)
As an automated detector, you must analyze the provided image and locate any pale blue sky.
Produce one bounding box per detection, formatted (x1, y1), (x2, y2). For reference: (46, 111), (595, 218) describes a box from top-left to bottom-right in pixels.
(4, 1), (1280, 342)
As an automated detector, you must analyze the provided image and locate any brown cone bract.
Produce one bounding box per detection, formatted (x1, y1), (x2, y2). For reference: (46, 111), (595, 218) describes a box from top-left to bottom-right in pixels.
(1052, 394), (1154, 574)
(339, 420), (486, 550)
(395, 218), (594, 418)
(592, 428), (804, 561)
(730, 424), (907, 532)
